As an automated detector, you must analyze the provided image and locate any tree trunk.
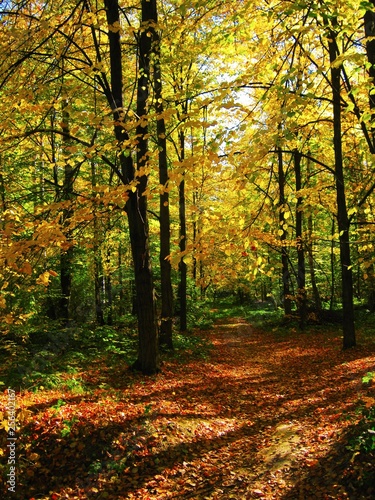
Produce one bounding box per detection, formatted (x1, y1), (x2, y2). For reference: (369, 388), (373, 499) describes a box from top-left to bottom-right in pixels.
(192, 189), (198, 283)
(104, 0), (159, 373)
(59, 97), (74, 322)
(178, 129), (187, 331)
(307, 213), (322, 311)
(365, 3), (375, 131)
(0, 171), (6, 228)
(327, 25), (356, 349)
(277, 145), (292, 316)
(294, 149), (307, 328)
(105, 247), (113, 325)
(91, 160), (105, 325)
(364, 3), (375, 309)
(118, 243), (125, 317)
(154, 22), (174, 349)
(329, 217), (336, 311)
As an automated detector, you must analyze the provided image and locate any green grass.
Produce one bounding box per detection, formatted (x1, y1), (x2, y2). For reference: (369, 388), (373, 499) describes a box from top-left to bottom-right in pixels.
(206, 297), (283, 327)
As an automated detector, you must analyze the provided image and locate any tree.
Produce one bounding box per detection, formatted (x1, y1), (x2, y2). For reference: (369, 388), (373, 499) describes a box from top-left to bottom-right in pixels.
(153, 7), (174, 349)
(3, 0), (375, 355)
(277, 145), (293, 316)
(103, 0), (159, 373)
(325, 14), (355, 348)
(294, 148), (307, 328)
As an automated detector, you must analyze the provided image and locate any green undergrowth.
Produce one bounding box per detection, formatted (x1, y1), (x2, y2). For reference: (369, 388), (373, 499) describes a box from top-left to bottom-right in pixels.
(206, 297), (283, 327)
(0, 319), (138, 391)
(2, 298), (375, 392)
(346, 372), (375, 491)
(0, 311), (214, 391)
(165, 331), (213, 362)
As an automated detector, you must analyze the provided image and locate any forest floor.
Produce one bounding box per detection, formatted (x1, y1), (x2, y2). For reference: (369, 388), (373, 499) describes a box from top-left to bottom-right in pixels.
(1, 316), (375, 499)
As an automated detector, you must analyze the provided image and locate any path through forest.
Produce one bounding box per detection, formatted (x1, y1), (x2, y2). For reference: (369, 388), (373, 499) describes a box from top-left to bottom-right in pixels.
(2, 317), (375, 499)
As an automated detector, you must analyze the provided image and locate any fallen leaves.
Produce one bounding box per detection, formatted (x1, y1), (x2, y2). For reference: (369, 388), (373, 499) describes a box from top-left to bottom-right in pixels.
(1, 318), (375, 498)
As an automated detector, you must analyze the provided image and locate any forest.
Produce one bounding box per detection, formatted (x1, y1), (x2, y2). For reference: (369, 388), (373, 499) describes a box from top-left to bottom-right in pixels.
(0, 0), (375, 498)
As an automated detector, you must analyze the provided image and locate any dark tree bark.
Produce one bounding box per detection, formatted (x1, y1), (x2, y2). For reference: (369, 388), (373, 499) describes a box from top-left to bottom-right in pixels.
(93, 248), (105, 326)
(364, 3), (375, 309)
(0, 171), (6, 228)
(307, 213), (322, 312)
(327, 24), (356, 349)
(117, 243), (125, 317)
(59, 97), (74, 322)
(365, 3), (375, 129)
(329, 217), (336, 311)
(192, 189), (198, 283)
(294, 149), (307, 329)
(105, 247), (113, 325)
(153, 20), (174, 349)
(178, 128), (187, 331)
(277, 145), (292, 316)
(91, 160), (105, 326)
(104, 0), (159, 373)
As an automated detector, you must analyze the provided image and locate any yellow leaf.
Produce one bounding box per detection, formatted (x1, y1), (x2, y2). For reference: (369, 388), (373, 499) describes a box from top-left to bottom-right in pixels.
(36, 272), (50, 287)
(0, 413), (7, 430)
(5, 314), (14, 324)
(17, 409), (32, 424)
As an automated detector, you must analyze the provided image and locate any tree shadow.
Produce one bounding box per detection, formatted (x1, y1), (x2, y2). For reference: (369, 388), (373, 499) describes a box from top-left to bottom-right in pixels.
(280, 422), (375, 500)
(2, 319), (375, 499)
(1, 407), (260, 499)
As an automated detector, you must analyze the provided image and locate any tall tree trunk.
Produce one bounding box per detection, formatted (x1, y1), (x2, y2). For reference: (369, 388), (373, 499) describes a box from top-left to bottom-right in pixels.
(364, 3), (375, 309)
(178, 128), (187, 331)
(307, 213), (322, 311)
(330, 217), (336, 311)
(0, 171), (6, 229)
(118, 243), (125, 317)
(91, 161), (105, 325)
(365, 2), (375, 133)
(154, 21), (173, 349)
(277, 145), (292, 316)
(192, 189), (198, 283)
(104, 0), (159, 373)
(105, 246), (113, 325)
(60, 97), (74, 322)
(294, 149), (307, 328)
(93, 243), (105, 326)
(327, 24), (356, 349)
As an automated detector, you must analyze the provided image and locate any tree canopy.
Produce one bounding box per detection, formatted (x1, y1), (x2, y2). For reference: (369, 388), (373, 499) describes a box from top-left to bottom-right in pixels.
(1, 0), (375, 370)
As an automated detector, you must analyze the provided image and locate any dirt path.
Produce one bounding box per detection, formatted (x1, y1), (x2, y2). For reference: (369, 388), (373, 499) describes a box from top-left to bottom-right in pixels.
(200, 318), (375, 499)
(2, 317), (375, 499)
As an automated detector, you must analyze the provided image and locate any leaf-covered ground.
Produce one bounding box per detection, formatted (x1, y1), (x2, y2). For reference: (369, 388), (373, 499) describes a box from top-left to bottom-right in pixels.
(1, 318), (375, 499)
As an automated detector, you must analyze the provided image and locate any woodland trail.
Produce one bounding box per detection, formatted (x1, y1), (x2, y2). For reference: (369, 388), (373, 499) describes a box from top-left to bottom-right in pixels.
(2, 317), (375, 499)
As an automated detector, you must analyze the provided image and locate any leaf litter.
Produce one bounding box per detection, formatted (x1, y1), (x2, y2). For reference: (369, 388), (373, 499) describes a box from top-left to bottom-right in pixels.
(1, 317), (375, 499)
